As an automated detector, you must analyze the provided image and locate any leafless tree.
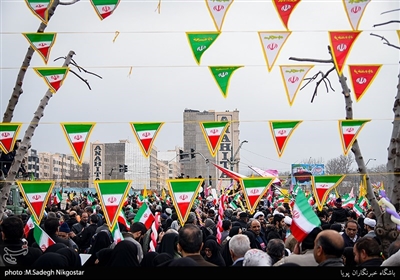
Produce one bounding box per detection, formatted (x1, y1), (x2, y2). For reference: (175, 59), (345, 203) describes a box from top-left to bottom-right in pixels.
(325, 154), (355, 175)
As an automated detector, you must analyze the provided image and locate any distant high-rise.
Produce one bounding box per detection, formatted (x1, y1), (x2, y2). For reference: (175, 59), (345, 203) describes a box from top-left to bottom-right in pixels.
(182, 109), (242, 189)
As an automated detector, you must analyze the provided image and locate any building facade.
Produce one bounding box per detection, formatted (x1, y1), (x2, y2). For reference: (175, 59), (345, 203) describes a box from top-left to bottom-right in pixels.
(182, 109), (241, 190)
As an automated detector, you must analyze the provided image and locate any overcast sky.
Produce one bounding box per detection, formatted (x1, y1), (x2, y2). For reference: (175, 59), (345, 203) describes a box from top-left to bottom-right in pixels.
(1, 0), (399, 175)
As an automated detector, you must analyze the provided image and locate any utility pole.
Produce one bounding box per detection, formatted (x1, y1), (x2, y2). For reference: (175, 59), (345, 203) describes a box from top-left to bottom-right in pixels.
(229, 140), (248, 172)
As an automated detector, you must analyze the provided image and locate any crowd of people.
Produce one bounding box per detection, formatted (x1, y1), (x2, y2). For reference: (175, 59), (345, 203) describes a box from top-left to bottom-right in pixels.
(0, 191), (399, 269)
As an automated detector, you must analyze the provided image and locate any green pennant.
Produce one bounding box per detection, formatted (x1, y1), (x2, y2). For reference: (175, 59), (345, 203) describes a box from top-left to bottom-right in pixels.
(34, 67), (69, 93)
(209, 66), (243, 98)
(24, 0), (53, 23)
(186, 32), (220, 65)
(90, 0), (120, 20)
(22, 33), (57, 64)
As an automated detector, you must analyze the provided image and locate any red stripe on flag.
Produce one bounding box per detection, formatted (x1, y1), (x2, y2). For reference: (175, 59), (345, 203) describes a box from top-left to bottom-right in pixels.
(208, 135), (220, 149)
(72, 142), (84, 158)
(140, 138), (152, 152)
(38, 47), (49, 59)
(343, 134), (354, 148)
(275, 136), (286, 150)
(50, 81), (61, 91)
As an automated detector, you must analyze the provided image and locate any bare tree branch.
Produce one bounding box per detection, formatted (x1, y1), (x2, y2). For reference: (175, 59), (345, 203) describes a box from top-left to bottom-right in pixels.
(381, 8), (400, 15)
(69, 70), (92, 90)
(373, 20), (400, 27)
(370, 33), (400, 50)
(59, 0), (81, 5)
(288, 57), (333, 64)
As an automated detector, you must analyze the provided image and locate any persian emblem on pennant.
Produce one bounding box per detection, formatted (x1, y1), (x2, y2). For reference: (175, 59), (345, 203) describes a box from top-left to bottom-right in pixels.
(167, 178), (203, 226)
(34, 67), (69, 93)
(186, 32), (220, 65)
(348, 65), (382, 102)
(90, 0), (120, 20)
(0, 123), (22, 154)
(328, 31), (361, 75)
(22, 33), (57, 64)
(200, 120), (230, 157)
(130, 122), (164, 158)
(60, 123), (96, 165)
(94, 180), (132, 231)
(209, 66), (243, 98)
(338, 119), (370, 156)
(269, 120), (302, 157)
(17, 181), (55, 224)
(205, 0), (234, 31)
(311, 175), (345, 211)
(258, 31), (291, 72)
(279, 65), (314, 106)
(240, 177), (275, 214)
(272, 0), (301, 30)
(342, 0), (371, 31)
(25, 0), (53, 23)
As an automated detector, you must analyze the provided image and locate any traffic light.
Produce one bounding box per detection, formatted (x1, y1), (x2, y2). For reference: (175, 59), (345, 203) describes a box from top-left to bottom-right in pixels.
(179, 149), (185, 160)
(190, 148), (196, 159)
(124, 164), (128, 173)
(119, 164), (124, 172)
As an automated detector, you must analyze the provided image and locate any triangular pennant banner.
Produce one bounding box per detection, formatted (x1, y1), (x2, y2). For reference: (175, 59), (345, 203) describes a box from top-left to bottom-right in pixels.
(167, 178), (203, 226)
(209, 66), (243, 98)
(328, 31), (361, 75)
(186, 32), (220, 65)
(24, 0), (53, 23)
(258, 31), (291, 72)
(269, 120), (302, 157)
(94, 180), (132, 231)
(240, 177), (275, 214)
(22, 33), (57, 64)
(279, 65), (314, 106)
(0, 123), (22, 154)
(342, 0), (371, 31)
(17, 181), (55, 225)
(90, 0), (120, 20)
(34, 67), (69, 93)
(200, 120), (230, 157)
(248, 166), (281, 185)
(397, 30), (400, 43)
(272, 0), (301, 30)
(338, 119), (370, 156)
(205, 0), (234, 31)
(60, 123), (96, 165)
(130, 122), (164, 158)
(348, 64), (382, 102)
(212, 163), (247, 182)
(312, 175), (345, 211)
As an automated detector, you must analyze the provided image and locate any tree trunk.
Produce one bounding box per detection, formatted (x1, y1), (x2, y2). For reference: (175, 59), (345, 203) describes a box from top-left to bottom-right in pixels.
(0, 51), (75, 221)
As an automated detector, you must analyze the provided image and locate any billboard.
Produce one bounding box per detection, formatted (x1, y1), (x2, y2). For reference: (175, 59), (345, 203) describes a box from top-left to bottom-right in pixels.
(291, 163), (325, 187)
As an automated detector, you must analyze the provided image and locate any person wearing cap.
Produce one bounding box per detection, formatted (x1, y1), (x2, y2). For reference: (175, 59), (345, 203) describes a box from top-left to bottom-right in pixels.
(362, 218), (376, 238)
(232, 212), (249, 232)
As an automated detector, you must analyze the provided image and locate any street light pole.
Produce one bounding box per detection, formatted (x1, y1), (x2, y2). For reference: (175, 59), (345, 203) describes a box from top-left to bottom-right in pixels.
(229, 140), (248, 172)
(366, 158), (376, 166)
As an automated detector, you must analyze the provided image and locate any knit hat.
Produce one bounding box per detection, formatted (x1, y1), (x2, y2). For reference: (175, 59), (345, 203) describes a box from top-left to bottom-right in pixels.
(59, 222), (70, 233)
(364, 217), (376, 228)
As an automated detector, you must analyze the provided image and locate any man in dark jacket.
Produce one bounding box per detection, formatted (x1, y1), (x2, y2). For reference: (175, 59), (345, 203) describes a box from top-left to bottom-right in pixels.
(353, 236), (383, 266)
(265, 214), (285, 243)
(0, 216), (42, 266)
(329, 198), (349, 226)
(70, 214), (98, 253)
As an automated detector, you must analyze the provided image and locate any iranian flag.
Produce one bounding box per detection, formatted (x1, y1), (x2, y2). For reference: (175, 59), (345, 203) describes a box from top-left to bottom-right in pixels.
(200, 121), (229, 157)
(17, 181), (55, 224)
(0, 123), (22, 154)
(291, 188), (321, 242)
(87, 194), (95, 205)
(133, 203), (155, 230)
(61, 123), (96, 165)
(130, 122), (164, 158)
(111, 222), (124, 244)
(25, 0), (53, 23)
(90, 0), (120, 20)
(339, 119), (370, 155)
(353, 196), (368, 217)
(22, 33), (56, 64)
(34, 67), (69, 93)
(269, 120), (302, 157)
(342, 194), (356, 208)
(167, 179), (202, 226)
(95, 180), (131, 231)
(33, 221), (55, 251)
(240, 177), (274, 214)
(311, 175), (345, 211)
(118, 209), (131, 231)
(212, 163), (247, 182)
(53, 191), (62, 205)
(24, 216), (35, 238)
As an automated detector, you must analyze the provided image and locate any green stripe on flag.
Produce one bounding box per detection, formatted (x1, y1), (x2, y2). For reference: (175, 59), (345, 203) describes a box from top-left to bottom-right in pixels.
(341, 120), (369, 127)
(97, 181), (129, 195)
(0, 124), (19, 132)
(35, 68), (68, 76)
(133, 123), (161, 132)
(202, 121), (228, 129)
(20, 182), (53, 193)
(24, 33), (55, 42)
(28, 0), (51, 2)
(271, 121), (300, 129)
(92, 0), (119, 5)
(169, 180), (200, 192)
(63, 124), (93, 134)
(242, 178), (273, 188)
(314, 175), (344, 184)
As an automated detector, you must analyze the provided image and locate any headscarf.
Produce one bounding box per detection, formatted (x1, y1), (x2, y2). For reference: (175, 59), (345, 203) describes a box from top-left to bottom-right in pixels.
(203, 238), (226, 266)
(57, 247), (81, 267)
(105, 240), (140, 267)
(153, 252), (174, 267)
(33, 252), (69, 267)
(243, 230), (259, 249)
(96, 248), (113, 266)
(44, 243), (68, 253)
(141, 251), (159, 267)
(85, 231), (112, 267)
(157, 231), (180, 259)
